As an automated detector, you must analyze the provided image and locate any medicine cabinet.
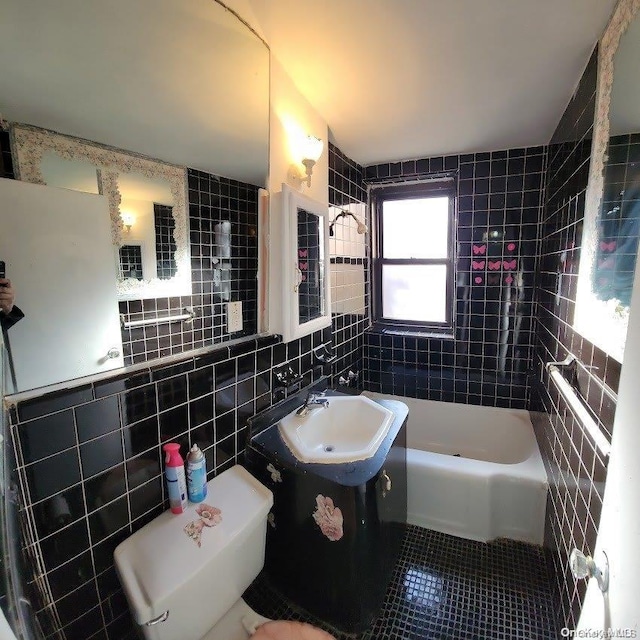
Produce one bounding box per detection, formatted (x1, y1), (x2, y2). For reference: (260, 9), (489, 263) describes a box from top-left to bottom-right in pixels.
(268, 184), (331, 342)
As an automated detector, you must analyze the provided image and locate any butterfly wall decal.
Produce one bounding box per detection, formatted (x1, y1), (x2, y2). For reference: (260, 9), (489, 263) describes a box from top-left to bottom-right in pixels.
(488, 261), (501, 271)
(298, 249), (308, 258)
(472, 260), (485, 270)
(503, 259), (517, 270)
(600, 240), (617, 252)
(472, 245), (486, 255)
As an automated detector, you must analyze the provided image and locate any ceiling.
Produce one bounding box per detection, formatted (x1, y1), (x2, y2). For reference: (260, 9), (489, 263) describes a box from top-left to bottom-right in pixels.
(249, 0), (618, 166)
(0, 0), (269, 185)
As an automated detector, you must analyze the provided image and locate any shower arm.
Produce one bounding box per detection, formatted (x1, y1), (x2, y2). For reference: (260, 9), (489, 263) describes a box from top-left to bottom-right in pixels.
(328, 209), (368, 236)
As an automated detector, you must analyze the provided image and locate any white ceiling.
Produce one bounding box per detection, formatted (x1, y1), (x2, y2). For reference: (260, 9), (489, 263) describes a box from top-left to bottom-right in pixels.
(249, 0), (618, 166)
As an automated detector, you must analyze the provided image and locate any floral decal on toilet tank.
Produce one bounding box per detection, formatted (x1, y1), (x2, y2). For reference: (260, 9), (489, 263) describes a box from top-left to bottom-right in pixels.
(184, 503), (222, 547)
(312, 495), (343, 541)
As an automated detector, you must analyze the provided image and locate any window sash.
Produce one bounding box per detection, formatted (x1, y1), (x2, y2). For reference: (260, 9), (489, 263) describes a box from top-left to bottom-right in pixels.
(373, 182), (455, 329)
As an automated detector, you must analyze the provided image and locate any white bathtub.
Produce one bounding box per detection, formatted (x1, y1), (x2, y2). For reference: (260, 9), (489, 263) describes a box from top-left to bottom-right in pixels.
(364, 392), (548, 545)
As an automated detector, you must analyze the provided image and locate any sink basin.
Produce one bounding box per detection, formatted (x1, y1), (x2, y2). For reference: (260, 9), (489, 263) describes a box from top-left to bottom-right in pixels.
(278, 395), (394, 464)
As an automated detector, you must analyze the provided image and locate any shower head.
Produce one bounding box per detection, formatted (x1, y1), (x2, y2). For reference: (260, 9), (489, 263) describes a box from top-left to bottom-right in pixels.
(329, 209), (368, 236)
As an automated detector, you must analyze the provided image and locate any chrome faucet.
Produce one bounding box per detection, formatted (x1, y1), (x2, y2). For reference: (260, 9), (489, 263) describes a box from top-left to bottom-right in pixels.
(295, 391), (329, 417)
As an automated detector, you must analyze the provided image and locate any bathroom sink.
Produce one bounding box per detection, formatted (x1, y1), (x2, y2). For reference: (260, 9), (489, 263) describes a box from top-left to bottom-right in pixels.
(278, 395), (394, 464)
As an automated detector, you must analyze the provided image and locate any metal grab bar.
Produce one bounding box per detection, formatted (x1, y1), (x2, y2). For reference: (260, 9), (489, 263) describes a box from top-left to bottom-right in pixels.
(545, 362), (612, 457)
(121, 307), (195, 330)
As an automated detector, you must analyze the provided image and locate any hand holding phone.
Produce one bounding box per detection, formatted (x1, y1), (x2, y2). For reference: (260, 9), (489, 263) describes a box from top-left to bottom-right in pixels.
(0, 262), (15, 313)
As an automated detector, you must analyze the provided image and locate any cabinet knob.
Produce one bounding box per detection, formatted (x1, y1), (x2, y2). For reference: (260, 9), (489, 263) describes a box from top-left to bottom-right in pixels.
(106, 347), (120, 359)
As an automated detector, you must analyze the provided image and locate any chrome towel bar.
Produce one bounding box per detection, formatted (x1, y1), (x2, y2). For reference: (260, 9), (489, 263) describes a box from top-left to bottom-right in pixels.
(546, 362), (611, 457)
(121, 307), (195, 330)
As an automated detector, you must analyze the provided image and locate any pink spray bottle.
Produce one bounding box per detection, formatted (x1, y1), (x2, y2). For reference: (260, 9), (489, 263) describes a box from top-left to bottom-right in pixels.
(163, 443), (187, 514)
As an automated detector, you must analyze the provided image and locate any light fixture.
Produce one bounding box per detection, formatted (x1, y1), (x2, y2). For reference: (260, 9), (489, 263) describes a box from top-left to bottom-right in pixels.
(329, 209), (368, 236)
(120, 211), (135, 233)
(289, 135), (324, 188)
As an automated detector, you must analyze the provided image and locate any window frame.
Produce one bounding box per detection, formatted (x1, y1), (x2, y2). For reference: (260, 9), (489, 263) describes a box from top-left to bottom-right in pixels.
(372, 180), (456, 332)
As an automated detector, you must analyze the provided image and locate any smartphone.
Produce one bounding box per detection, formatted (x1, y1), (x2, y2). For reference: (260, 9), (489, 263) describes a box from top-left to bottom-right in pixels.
(0, 261), (5, 283)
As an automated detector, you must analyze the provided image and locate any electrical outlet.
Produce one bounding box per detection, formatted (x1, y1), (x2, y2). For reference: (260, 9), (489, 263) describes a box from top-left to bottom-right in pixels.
(226, 301), (243, 333)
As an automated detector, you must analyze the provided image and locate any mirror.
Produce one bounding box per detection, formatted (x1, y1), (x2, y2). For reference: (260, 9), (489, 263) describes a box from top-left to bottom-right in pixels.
(0, 0), (269, 388)
(576, 1), (640, 362)
(12, 125), (191, 300)
(297, 207), (326, 325)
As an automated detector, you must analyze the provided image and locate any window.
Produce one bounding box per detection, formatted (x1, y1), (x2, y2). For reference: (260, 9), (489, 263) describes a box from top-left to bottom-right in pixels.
(372, 182), (455, 330)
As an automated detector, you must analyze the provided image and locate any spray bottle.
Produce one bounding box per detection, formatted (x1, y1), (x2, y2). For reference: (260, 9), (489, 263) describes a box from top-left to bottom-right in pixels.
(163, 443), (187, 514)
(186, 443), (207, 503)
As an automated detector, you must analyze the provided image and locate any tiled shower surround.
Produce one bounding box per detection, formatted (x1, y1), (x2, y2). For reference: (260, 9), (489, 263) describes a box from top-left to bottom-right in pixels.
(531, 48), (621, 630)
(5, 143), (368, 640)
(362, 146), (546, 408)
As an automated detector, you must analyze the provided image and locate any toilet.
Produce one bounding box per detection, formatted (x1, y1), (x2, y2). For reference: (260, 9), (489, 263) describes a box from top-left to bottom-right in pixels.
(114, 465), (331, 640)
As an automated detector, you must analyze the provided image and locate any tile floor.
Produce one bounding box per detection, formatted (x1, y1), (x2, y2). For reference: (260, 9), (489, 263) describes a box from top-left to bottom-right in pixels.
(243, 524), (559, 639)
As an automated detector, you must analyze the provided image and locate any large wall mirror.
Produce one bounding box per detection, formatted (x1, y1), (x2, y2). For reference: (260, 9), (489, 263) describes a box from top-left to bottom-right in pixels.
(0, 0), (269, 392)
(576, 0), (640, 362)
(12, 125), (191, 300)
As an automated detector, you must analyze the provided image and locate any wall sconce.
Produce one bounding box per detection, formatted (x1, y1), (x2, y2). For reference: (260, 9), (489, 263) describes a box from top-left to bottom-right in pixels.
(329, 209), (368, 236)
(289, 135), (324, 188)
(120, 211), (135, 233)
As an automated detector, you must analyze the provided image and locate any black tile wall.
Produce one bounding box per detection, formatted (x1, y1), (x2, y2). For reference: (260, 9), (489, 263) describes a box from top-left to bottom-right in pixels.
(362, 146), (546, 408)
(117, 245), (143, 280)
(9, 333), (334, 640)
(118, 169), (260, 366)
(153, 203), (177, 280)
(530, 47), (620, 630)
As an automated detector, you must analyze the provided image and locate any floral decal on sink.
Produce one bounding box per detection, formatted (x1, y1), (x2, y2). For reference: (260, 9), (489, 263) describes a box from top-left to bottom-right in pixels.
(184, 503), (222, 547)
(312, 495), (343, 541)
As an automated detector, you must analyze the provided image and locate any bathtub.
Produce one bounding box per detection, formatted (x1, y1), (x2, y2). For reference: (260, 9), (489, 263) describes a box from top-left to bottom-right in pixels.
(364, 392), (548, 545)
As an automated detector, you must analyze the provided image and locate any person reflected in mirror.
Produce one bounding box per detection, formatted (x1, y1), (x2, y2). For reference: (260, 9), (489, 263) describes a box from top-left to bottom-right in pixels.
(0, 279), (24, 330)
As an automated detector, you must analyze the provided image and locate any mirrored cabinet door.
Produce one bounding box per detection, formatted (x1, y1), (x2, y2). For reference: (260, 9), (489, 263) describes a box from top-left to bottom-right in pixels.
(296, 205), (327, 325)
(269, 184), (331, 342)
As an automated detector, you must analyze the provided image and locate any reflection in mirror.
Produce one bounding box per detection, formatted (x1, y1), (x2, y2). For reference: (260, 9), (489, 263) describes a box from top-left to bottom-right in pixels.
(11, 125), (190, 301)
(297, 207), (326, 324)
(329, 204), (367, 317)
(0, 0), (269, 388)
(576, 1), (640, 362)
(116, 172), (176, 284)
(0, 0), (269, 186)
(40, 153), (99, 194)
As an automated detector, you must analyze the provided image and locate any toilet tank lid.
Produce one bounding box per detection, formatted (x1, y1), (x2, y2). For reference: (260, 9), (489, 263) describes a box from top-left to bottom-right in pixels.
(114, 464), (273, 624)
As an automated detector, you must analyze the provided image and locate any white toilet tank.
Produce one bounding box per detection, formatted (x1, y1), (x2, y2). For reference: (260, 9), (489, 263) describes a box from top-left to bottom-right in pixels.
(114, 465), (273, 640)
